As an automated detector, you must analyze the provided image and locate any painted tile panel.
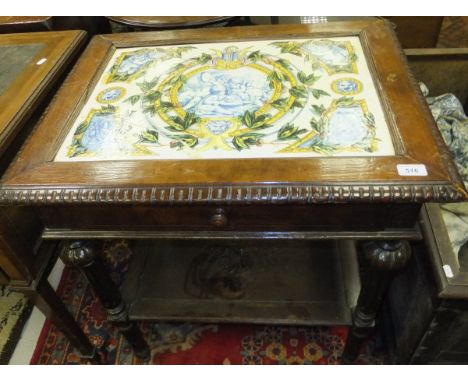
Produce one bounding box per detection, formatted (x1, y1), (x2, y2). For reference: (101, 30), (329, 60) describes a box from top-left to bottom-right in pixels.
(55, 37), (395, 161)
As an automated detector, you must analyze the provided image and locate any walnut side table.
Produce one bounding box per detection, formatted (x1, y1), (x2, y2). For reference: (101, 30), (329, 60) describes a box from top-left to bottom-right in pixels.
(0, 21), (466, 363)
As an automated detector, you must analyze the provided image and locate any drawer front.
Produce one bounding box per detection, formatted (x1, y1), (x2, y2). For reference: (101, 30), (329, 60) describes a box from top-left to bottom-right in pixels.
(38, 203), (420, 232)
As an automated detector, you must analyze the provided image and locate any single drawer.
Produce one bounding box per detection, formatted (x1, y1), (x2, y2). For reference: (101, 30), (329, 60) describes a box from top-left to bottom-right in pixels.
(37, 203), (421, 234)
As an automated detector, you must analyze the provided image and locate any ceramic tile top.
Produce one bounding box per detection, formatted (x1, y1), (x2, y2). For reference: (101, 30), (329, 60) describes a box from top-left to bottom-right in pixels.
(55, 37), (395, 161)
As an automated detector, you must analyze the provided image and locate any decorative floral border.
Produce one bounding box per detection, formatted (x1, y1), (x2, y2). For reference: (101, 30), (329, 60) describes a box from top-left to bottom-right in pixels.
(58, 37), (395, 160)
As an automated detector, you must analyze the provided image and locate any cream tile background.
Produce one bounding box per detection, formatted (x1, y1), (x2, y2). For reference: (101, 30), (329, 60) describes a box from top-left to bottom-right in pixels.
(56, 37), (394, 162)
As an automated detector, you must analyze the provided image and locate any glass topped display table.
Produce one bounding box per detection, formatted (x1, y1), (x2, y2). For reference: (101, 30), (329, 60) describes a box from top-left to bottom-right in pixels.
(0, 20), (466, 363)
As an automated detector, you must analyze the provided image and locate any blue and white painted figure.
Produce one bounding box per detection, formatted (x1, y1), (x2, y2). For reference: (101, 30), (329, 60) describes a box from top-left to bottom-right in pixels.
(80, 113), (134, 156)
(117, 50), (164, 78)
(323, 105), (367, 146)
(302, 41), (350, 67)
(81, 114), (117, 154)
(177, 68), (273, 117)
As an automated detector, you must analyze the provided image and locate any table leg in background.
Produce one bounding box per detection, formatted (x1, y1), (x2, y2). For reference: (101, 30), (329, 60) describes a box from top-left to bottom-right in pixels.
(17, 278), (100, 363)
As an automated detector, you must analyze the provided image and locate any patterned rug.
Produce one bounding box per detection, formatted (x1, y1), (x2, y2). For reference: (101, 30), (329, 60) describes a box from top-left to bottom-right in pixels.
(30, 240), (386, 365)
(0, 285), (33, 364)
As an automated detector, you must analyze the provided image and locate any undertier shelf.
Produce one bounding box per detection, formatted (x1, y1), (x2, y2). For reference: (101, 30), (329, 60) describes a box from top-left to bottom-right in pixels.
(121, 239), (361, 325)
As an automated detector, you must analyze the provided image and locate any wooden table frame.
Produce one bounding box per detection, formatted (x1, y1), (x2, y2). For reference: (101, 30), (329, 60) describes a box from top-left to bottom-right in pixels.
(106, 16), (239, 30)
(0, 30), (101, 363)
(0, 20), (466, 364)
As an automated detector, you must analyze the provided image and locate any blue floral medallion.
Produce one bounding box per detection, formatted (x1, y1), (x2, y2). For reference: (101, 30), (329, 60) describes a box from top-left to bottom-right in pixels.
(96, 87), (126, 104)
(331, 78), (362, 95)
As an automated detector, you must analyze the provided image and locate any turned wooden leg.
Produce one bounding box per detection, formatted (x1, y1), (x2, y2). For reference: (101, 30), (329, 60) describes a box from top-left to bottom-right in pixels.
(342, 240), (412, 364)
(20, 278), (100, 363)
(60, 240), (150, 362)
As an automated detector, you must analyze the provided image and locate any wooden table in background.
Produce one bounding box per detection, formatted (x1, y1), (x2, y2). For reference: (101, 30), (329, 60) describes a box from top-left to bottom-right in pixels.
(0, 17), (53, 33)
(108, 16), (238, 28)
(0, 30), (100, 361)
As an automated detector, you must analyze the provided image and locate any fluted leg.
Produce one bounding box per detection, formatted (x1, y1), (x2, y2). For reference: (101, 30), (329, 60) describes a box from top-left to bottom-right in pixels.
(342, 240), (411, 363)
(60, 241), (150, 362)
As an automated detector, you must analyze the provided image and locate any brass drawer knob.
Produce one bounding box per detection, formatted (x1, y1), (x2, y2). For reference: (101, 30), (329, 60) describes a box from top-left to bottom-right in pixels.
(210, 208), (228, 227)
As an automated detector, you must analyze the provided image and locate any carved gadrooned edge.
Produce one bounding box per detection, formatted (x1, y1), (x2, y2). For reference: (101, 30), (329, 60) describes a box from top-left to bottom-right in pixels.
(0, 183), (465, 205)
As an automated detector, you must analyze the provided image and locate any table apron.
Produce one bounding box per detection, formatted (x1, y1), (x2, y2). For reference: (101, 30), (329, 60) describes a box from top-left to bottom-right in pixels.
(32, 203), (423, 241)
